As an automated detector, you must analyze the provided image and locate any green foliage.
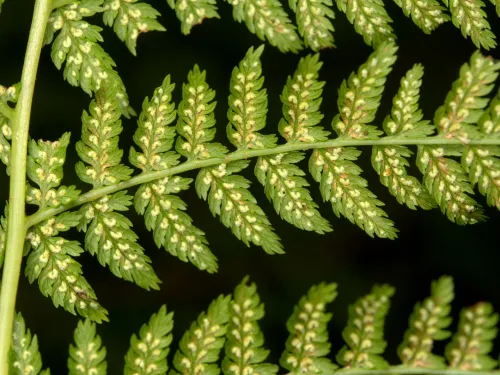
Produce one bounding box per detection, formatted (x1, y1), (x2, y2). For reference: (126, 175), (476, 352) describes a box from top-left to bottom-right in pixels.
(102, 0), (165, 55)
(280, 282), (338, 374)
(176, 65), (227, 161)
(225, 0), (303, 53)
(310, 42), (398, 239)
(445, 302), (498, 370)
(9, 313), (48, 375)
(372, 64), (435, 210)
(337, 285), (394, 369)
(68, 320), (107, 375)
(124, 305), (174, 375)
(442, 0), (496, 49)
(0, 206), (6, 268)
(222, 277), (278, 375)
(9, 276), (500, 374)
(76, 90), (160, 291)
(44, 0), (134, 117)
(392, 0), (449, 34)
(289, 0), (335, 51)
(167, 0), (219, 35)
(335, 0), (395, 47)
(171, 294), (231, 375)
(462, 89), (500, 210)
(398, 276), (454, 368)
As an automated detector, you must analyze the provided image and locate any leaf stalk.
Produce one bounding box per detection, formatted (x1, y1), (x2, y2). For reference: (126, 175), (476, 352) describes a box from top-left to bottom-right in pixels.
(0, 0), (52, 371)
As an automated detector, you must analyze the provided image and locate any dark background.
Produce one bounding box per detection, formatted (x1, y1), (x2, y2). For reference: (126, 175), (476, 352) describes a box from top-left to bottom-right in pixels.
(1, 0), (500, 373)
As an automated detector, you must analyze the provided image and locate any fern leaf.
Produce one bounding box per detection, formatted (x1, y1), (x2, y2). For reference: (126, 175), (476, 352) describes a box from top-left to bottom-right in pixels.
(337, 284), (395, 369)
(462, 89), (500, 211)
(226, 0), (303, 53)
(392, 0), (449, 34)
(279, 54), (330, 143)
(222, 277), (279, 375)
(0, 83), (20, 175)
(196, 161), (283, 254)
(280, 283), (338, 374)
(25, 213), (108, 322)
(227, 45), (276, 150)
(311, 43), (398, 239)
(135, 178), (218, 273)
(76, 91), (160, 290)
(256, 152), (332, 233)
(44, 0), (134, 117)
(68, 320), (107, 375)
(171, 294), (230, 375)
(9, 313), (47, 375)
(102, 0), (165, 55)
(398, 276), (454, 368)
(372, 64), (435, 210)
(167, 0), (219, 35)
(336, 0), (395, 47)
(176, 65), (227, 161)
(125, 305), (174, 375)
(445, 302), (498, 370)
(289, 0), (335, 51)
(131, 76), (217, 272)
(442, 0), (496, 49)
(417, 52), (499, 224)
(434, 51), (500, 140)
(26, 133), (80, 209)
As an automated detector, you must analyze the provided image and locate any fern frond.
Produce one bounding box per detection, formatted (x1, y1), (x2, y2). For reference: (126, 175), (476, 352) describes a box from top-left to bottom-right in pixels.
(196, 161), (283, 254)
(26, 133), (80, 209)
(9, 313), (48, 375)
(372, 64), (435, 210)
(44, 0), (134, 117)
(76, 90), (160, 290)
(167, 0), (219, 35)
(280, 282), (338, 374)
(311, 42), (398, 239)
(234, 50), (332, 234)
(335, 0), (395, 47)
(226, 0), (303, 53)
(445, 302), (498, 370)
(171, 294), (230, 375)
(392, 0), (449, 34)
(442, 0), (496, 49)
(418, 51), (499, 225)
(337, 284), (394, 369)
(102, 0), (165, 55)
(124, 305), (174, 375)
(289, 0), (335, 51)
(227, 45), (276, 151)
(462, 89), (500, 211)
(131, 75), (217, 273)
(176, 65), (227, 161)
(68, 320), (107, 375)
(0, 83), (20, 175)
(279, 54), (329, 143)
(222, 277), (279, 375)
(23, 133), (107, 321)
(398, 276), (454, 368)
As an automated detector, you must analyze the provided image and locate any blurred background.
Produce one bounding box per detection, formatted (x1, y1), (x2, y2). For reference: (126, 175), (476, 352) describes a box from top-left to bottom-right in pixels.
(1, 0), (500, 372)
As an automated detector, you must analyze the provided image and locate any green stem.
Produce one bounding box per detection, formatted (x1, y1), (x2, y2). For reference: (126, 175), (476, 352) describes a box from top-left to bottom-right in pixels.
(0, 0), (51, 372)
(25, 136), (500, 229)
(0, 101), (14, 120)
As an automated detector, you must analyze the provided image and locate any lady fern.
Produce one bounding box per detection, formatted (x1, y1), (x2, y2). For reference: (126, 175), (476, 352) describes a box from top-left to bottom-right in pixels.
(9, 276), (500, 374)
(0, 0), (500, 373)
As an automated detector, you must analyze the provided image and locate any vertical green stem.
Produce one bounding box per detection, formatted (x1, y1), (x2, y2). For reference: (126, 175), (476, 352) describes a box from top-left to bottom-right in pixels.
(0, 0), (51, 372)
